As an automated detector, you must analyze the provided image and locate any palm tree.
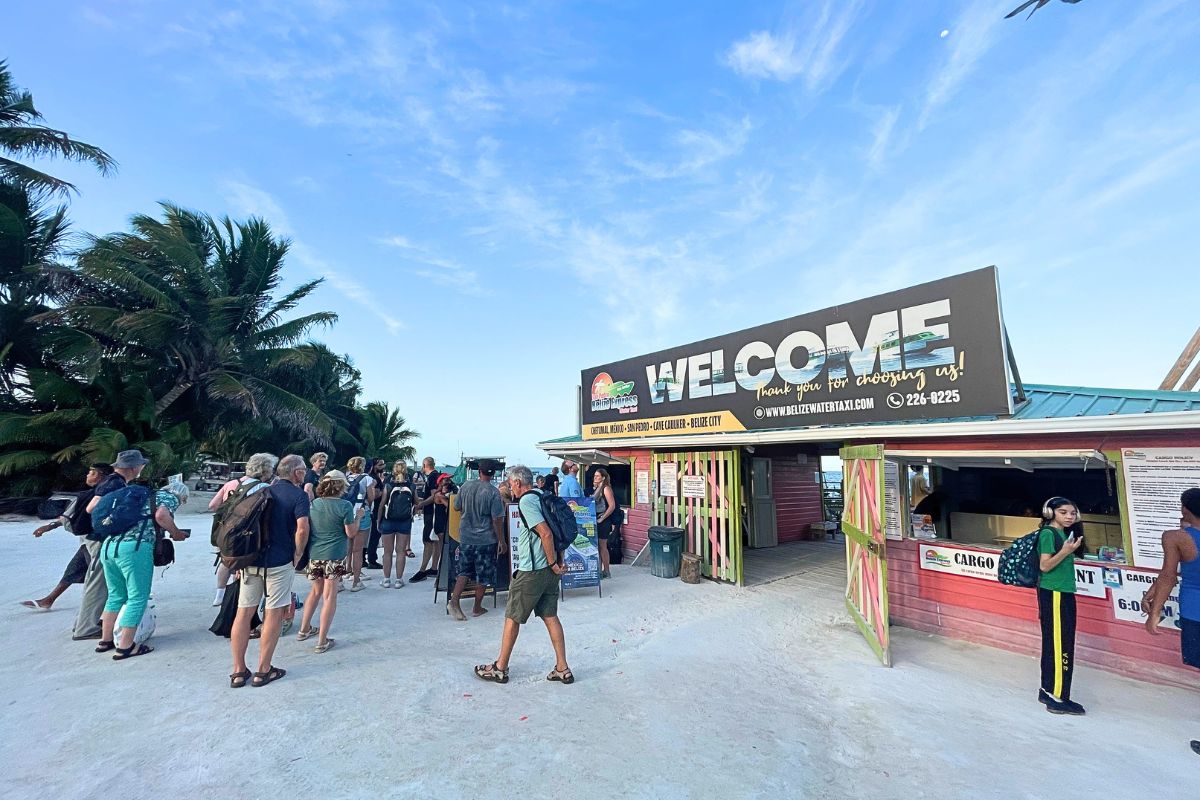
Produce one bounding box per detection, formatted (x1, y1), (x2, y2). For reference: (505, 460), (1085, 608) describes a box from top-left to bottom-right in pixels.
(1005, 0), (1083, 20)
(358, 401), (419, 463)
(61, 203), (340, 443)
(0, 60), (116, 196)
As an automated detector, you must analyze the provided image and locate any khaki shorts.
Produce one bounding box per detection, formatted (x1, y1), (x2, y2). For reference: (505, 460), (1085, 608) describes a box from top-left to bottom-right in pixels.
(505, 567), (560, 624)
(239, 565), (295, 610)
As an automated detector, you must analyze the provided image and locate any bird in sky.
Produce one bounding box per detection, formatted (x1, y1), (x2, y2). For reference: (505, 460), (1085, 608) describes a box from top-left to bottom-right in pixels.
(1005, 0), (1084, 20)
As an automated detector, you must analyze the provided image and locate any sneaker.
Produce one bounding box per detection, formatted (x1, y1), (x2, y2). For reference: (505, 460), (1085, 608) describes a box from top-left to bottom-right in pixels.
(393, 579), (404, 588)
(381, 578), (392, 588)
(350, 581), (365, 592)
(1043, 696), (1071, 715)
(212, 588), (226, 607)
(1061, 700), (1086, 715)
(360, 574), (373, 581)
(409, 570), (429, 583)
(1037, 689), (1052, 706)
(1191, 740), (1200, 755)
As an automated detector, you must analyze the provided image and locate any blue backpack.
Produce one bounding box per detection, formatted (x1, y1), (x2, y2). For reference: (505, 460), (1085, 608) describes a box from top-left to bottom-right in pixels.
(90, 485), (152, 540)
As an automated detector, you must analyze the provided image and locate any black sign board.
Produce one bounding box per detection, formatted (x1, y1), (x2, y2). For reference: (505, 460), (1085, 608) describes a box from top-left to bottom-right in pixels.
(580, 266), (1011, 440)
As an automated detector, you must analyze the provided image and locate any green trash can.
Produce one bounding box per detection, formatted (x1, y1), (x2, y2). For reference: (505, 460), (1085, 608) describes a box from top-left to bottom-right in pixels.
(648, 526), (685, 578)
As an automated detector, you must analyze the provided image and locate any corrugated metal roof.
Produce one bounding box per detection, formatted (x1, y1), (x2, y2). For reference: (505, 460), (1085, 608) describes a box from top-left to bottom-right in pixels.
(1013, 383), (1200, 419)
(539, 383), (1200, 446)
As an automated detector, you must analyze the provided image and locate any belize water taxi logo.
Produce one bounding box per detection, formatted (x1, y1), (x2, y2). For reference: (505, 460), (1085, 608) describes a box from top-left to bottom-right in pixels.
(591, 372), (639, 414)
(924, 549), (952, 567)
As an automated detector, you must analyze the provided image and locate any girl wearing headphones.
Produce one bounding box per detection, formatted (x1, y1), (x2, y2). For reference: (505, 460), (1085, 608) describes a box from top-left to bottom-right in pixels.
(1036, 496), (1086, 715)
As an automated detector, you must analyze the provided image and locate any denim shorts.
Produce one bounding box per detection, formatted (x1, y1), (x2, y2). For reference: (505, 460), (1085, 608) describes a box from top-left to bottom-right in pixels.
(1182, 617), (1199, 669)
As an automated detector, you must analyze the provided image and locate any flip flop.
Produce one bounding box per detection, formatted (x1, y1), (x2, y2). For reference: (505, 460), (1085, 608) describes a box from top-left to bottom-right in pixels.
(251, 666), (286, 687)
(112, 643), (154, 660)
(20, 599), (51, 611)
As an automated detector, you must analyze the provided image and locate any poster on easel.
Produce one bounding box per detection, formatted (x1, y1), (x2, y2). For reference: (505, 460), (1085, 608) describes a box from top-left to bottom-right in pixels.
(560, 497), (601, 595)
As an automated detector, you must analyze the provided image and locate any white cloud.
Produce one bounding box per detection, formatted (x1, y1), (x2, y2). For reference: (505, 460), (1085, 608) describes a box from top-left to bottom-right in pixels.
(920, 0), (1004, 128)
(222, 180), (404, 334)
(723, 1), (863, 89)
(867, 106), (901, 167)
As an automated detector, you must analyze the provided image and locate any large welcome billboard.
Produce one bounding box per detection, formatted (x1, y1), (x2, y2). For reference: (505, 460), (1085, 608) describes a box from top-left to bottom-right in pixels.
(580, 266), (1011, 440)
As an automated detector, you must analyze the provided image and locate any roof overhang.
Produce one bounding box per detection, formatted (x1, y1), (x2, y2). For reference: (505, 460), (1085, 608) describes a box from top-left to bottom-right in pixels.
(545, 448), (629, 465)
(538, 409), (1200, 454)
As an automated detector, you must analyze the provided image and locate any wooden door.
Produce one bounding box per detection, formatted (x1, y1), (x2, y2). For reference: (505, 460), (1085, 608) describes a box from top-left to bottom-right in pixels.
(840, 444), (891, 666)
(652, 450), (743, 584)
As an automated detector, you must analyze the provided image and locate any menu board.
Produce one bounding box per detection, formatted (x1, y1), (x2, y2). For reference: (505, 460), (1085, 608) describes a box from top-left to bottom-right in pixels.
(1121, 448), (1200, 569)
(884, 460), (902, 540)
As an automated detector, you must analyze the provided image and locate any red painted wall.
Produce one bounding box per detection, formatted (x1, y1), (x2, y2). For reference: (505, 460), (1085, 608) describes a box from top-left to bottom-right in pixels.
(771, 455), (824, 543)
(888, 540), (1196, 689)
(609, 449), (653, 560)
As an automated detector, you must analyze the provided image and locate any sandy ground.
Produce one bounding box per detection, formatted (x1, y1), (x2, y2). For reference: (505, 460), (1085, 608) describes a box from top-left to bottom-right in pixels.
(0, 501), (1197, 800)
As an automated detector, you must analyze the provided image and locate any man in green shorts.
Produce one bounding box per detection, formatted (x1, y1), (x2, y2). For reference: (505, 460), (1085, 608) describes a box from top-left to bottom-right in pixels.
(474, 465), (573, 685)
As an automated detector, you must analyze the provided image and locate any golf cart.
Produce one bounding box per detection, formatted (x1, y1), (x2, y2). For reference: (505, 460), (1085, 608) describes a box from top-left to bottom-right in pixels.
(194, 461), (231, 492)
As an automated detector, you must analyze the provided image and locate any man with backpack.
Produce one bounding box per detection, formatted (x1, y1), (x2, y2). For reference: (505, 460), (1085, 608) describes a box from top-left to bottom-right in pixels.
(229, 454), (310, 688)
(449, 459), (507, 620)
(22, 463), (112, 613)
(73, 452), (143, 640)
(474, 465), (572, 685)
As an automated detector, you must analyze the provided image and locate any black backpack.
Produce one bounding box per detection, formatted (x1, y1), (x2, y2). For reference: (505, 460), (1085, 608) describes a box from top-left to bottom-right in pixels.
(63, 488), (96, 537)
(518, 490), (580, 565)
(384, 483), (414, 522)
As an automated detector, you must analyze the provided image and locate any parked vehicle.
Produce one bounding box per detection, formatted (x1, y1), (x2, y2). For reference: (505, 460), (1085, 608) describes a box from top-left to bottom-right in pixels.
(194, 461), (231, 492)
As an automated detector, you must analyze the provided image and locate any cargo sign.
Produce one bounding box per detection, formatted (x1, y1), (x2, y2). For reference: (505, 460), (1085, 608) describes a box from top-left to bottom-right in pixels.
(581, 267), (1011, 439)
(917, 543), (1106, 598)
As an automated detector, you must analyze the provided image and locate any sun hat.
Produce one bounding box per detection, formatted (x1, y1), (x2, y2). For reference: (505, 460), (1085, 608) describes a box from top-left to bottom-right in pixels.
(321, 469), (348, 483)
(111, 450), (149, 469)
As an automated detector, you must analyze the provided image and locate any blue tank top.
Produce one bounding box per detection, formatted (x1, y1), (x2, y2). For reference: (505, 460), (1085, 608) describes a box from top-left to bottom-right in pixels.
(1180, 527), (1200, 621)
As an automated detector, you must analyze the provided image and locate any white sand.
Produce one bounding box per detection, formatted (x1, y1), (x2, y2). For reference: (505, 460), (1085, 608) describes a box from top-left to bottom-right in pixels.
(0, 502), (1197, 800)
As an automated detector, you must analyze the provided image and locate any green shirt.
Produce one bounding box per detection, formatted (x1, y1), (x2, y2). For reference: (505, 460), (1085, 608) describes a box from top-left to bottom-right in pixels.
(516, 490), (551, 572)
(1037, 527), (1076, 593)
(308, 498), (355, 562)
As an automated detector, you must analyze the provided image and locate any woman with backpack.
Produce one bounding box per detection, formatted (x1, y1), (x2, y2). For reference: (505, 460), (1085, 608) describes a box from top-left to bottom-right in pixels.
(97, 477), (191, 660)
(342, 457), (377, 592)
(592, 468), (618, 579)
(377, 461), (415, 588)
(296, 471), (360, 653)
(1035, 496), (1086, 715)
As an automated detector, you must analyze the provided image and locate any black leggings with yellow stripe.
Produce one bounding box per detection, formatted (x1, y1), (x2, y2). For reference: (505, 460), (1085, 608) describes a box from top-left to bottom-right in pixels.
(1037, 588), (1077, 701)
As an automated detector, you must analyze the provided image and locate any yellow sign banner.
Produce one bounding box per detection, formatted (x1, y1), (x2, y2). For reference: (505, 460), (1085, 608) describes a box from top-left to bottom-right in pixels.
(582, 411), (746, 441)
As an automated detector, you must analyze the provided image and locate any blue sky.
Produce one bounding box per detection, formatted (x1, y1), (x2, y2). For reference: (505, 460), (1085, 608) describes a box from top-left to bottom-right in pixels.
(5, 0), (1200, 465)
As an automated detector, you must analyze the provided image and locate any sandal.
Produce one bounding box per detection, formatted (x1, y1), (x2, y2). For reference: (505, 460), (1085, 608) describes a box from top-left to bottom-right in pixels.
(547, 666), (575, 685)
(229, 669), (251, 689)
(94, 640), (115, 653)
(474, 662), (509, 684)
(296, 627), (317, 642)
(251, 666), (286, 687)
(314, 638), (336, 654)
(112, 643), (154, 660)
(405, 548), (416, 558)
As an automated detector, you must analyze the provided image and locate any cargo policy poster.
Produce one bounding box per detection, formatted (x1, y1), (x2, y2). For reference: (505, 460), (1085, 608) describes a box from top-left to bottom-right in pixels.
(560, 498), (601, 594)
(581, 266), (1012, 440)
